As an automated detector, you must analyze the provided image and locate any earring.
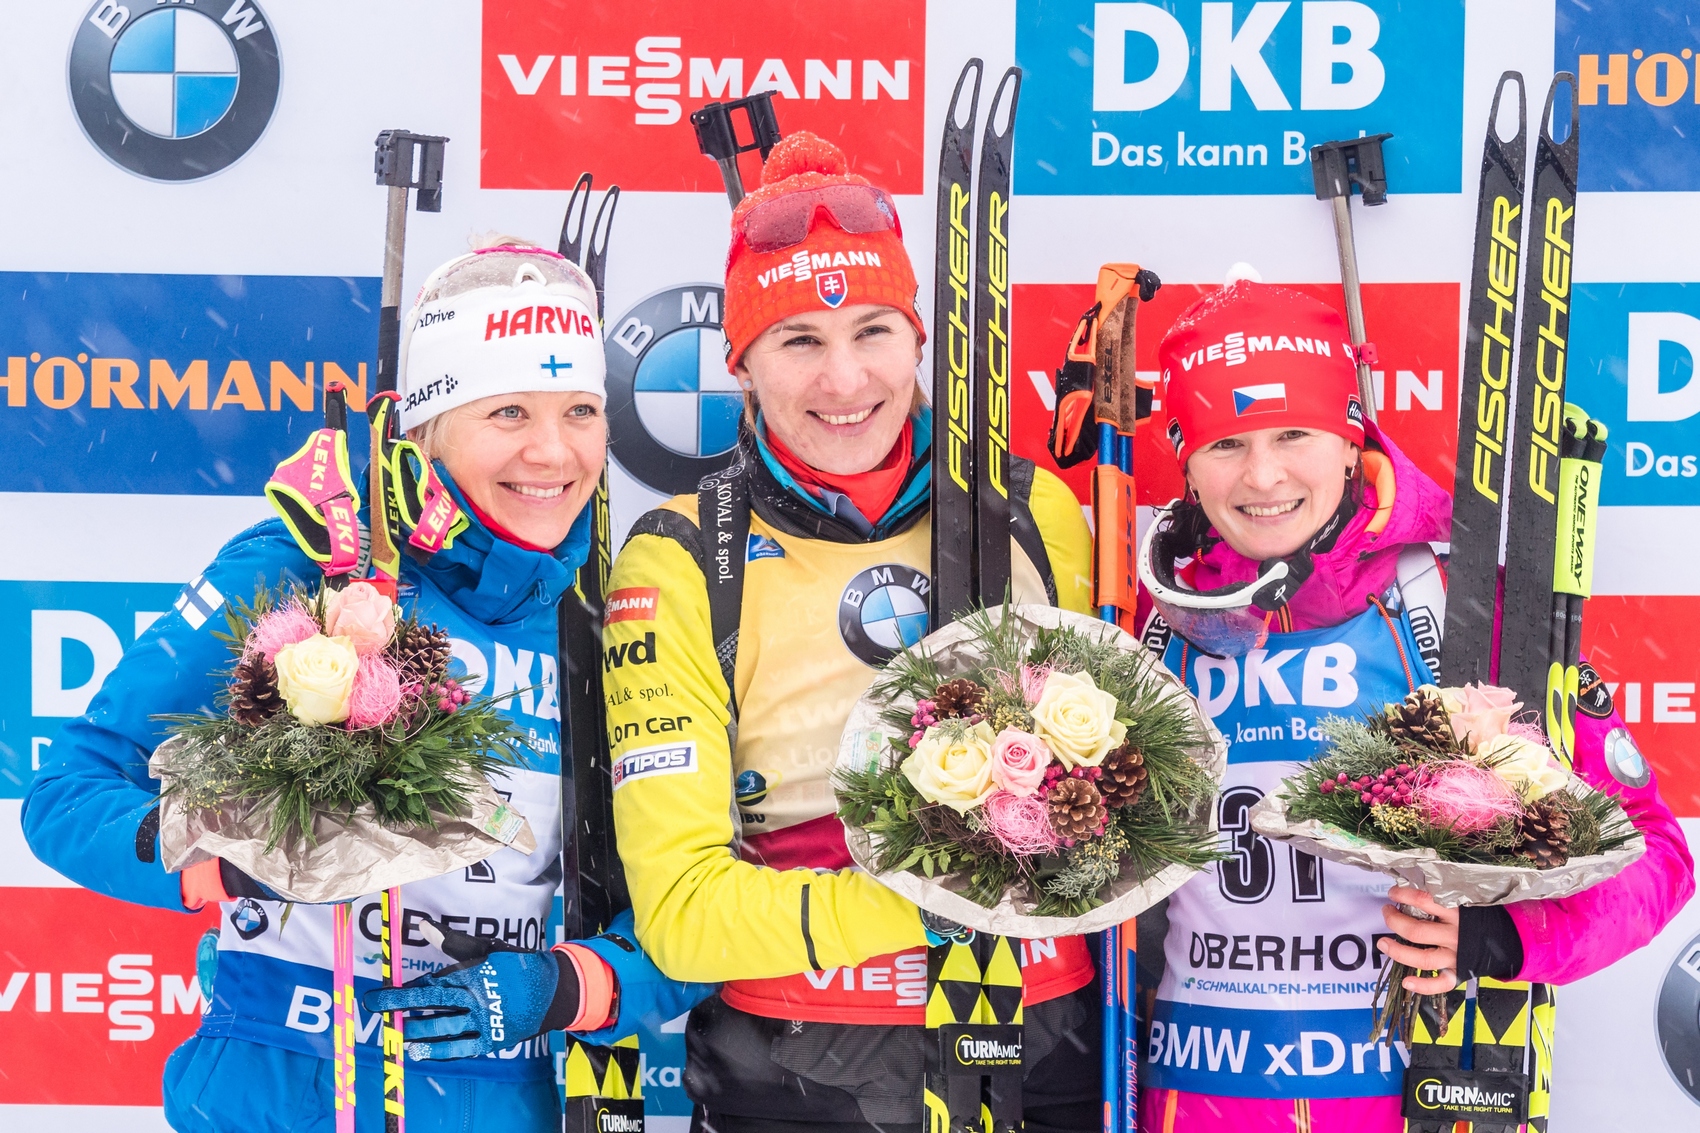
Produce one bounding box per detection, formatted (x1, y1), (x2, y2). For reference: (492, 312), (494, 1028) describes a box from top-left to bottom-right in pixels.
(740, 378), (754, 390)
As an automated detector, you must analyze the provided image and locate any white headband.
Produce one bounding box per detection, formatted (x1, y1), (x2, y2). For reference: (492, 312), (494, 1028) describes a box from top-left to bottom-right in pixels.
(398, 259), (606, 431)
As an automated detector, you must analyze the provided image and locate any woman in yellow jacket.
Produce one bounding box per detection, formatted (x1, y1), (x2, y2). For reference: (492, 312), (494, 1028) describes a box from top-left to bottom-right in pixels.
(599, 133), (1101, 1131)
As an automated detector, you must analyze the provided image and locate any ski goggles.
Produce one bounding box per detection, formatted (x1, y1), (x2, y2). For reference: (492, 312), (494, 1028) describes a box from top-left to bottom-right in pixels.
(1137, 506), (1302, 656)
(735, 183), (901, 255)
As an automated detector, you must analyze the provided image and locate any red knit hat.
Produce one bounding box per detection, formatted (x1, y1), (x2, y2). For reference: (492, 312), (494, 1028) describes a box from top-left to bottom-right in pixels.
(1157, 275), (1365, 468)
(723, 132), (925, 371)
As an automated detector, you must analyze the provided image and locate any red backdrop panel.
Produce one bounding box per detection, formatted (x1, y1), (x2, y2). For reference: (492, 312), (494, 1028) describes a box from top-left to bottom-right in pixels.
(482, 0), (928, 192)
(1581, 595), (1700, 818)
(0, 889), (219, 1105)
(1009, 282), (1462, 508)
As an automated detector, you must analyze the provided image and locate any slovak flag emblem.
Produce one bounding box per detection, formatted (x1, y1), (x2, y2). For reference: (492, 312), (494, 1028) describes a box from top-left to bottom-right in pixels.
(816, 269), (848, 308)
(1232, 383), (1288, 416)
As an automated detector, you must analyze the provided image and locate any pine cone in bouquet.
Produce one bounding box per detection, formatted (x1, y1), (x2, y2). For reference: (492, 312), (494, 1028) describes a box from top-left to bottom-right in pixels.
(1377, 687), (1455, 750)
(932, 678), (987, 719)
(1521, 795), (1572, 868)
(1099, 743), (1149, 809)
(1048, 776), (1108, 840)
(395, 622), (452, 687)
(229, 656), (283, 726)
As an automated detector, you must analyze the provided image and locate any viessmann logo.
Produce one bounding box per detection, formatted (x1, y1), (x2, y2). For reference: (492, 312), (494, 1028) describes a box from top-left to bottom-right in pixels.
(481, 0), (925, 192)
(1014, 1), (1464, 196)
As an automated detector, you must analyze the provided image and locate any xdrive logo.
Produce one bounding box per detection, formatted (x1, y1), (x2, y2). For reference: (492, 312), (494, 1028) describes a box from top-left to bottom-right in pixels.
(482, 0), (925, 192)
(1014, 1), (1464, 195)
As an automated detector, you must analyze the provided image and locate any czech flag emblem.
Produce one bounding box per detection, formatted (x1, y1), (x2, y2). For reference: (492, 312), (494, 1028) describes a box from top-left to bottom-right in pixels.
(1232, 383), (1288, 416)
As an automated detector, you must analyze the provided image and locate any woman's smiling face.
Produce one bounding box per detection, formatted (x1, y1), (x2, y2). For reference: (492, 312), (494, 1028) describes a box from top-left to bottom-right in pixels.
(432, 389), (606, 549)
(737, 302), (921, 475)
(1185, 426), (1358, 561)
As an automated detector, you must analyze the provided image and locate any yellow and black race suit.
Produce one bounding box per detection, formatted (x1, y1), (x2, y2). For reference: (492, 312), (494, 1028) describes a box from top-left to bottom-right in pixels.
(600, 434), (1099, 1126)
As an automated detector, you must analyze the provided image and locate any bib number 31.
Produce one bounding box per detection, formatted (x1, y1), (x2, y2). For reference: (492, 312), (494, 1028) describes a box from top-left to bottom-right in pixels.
(1217, 786), (1326, 905)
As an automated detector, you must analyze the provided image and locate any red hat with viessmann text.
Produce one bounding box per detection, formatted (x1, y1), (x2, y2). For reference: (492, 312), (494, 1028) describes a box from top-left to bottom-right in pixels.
(1156, 273), (1365, 468)
(722, 132), (925, 371)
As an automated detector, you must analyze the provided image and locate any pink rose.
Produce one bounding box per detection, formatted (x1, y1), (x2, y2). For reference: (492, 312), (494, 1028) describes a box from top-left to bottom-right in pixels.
(1440, 683), (1520, 749)
(323, 581), (397, 656)
(989, 728), (1052, 797)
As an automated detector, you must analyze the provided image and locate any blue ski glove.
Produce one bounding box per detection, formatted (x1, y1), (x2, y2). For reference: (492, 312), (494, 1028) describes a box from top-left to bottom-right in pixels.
(362, 916), (575, 1061)
(362, 909), (717, 1059)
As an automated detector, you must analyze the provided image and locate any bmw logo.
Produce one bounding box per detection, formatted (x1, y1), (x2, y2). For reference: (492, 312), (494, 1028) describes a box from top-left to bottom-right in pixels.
(606, 285), (743, 496)
(230, 897), (269, 941)
(1657, 930), (1700, 1105)
(69, 0), (281, 182)
(838, 564), (931, 667)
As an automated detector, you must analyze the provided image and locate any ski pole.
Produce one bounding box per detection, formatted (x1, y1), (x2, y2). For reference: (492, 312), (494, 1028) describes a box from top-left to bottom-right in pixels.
(369, 127), (447, 1133)
(690, 92), (782, 207)
(1061, 262), (1158, 1131)
(1309, 134), (1392, 422)
(1547, 405), (1605, 768)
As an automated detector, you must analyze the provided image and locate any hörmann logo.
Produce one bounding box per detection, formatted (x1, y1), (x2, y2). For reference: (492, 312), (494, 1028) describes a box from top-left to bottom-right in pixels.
(482, 0), (925, 192)
(1559, 6), (1700, 191)
(1015, 1), (1464, 195)
(0, 271), (377, 496)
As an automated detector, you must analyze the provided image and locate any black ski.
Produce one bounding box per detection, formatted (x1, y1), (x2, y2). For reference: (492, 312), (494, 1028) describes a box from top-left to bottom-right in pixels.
(1442, 72), (1527, 687)
(557, 175), (643, 1133)
(972, 67), (1020, 605)
(1409, 74), (1580, 1133)
(930, 60), (983, 626)
(1496, 76), (1580, 704)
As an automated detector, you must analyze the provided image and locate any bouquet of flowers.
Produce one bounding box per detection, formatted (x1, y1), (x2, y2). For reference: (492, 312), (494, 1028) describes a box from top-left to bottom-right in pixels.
(1249, 682), (1644, 1038)
(836, 605), (1225, 936)
(150, 580), (535, 902)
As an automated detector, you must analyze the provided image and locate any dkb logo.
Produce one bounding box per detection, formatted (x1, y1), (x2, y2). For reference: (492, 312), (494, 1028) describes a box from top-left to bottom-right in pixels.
(1014, 1), (1464, 195)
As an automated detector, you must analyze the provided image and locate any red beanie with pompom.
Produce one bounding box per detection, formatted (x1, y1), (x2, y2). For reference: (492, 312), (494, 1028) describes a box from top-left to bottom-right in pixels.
(722, 132), (924, 372)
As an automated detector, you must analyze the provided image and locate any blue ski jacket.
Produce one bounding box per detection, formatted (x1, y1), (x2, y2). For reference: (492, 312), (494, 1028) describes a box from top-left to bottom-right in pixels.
(22, 468), (711, 1084)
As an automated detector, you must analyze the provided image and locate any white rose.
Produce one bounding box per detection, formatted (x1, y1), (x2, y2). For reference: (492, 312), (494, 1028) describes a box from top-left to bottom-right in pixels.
(1030, 670), (1126, 769)
(272, 634), (359, 726)
(901, 721), (998, 813)
(1480, 734), (1570, 801)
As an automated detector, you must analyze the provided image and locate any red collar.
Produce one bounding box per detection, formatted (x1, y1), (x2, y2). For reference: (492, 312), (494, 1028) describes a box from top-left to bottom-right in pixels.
(765, 418), (913, 525)
(461, 493), (554, 553)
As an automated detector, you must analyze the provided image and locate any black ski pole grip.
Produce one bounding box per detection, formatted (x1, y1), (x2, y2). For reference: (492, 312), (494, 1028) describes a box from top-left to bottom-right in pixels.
(691, 93), (783, 206)
(1310, 133), (1394, 205)
(374, 129), (449, 212)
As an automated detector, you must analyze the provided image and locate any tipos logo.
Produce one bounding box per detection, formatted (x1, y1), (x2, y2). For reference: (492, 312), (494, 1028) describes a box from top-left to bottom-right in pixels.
(69, 0), (281, 181)
(605, 285), (741, 496)
(838, 564), (930, 667)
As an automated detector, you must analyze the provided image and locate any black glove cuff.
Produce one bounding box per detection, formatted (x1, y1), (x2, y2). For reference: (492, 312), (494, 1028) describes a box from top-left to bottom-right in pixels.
(1456, 905), (1524, 981)
(540, 950), (584, 1034)
(219, 858), (272, 900)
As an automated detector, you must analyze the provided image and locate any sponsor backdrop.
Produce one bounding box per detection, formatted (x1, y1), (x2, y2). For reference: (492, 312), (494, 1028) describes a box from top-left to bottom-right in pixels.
(1, 0), (1697, 1128)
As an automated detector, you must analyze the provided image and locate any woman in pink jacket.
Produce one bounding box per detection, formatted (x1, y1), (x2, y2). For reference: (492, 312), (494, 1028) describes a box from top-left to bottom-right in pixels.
(1133, 270), (1694, 1132)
